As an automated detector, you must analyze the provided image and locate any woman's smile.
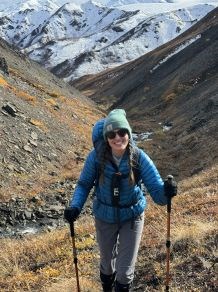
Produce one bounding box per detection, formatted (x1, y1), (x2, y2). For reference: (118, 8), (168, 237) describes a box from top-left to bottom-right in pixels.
(107, 131), (129, 156)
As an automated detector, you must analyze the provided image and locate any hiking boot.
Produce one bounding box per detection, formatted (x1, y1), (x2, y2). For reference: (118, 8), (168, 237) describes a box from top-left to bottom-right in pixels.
(100, 271), (116, 292)
(114, 280), (133, 292)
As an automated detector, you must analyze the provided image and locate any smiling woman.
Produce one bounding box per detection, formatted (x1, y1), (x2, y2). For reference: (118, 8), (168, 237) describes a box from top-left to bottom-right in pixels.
(64, 108), (177, 291)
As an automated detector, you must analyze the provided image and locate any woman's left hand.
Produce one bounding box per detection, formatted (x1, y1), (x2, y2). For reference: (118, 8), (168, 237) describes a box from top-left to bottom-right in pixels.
(164, 175), (177, 198)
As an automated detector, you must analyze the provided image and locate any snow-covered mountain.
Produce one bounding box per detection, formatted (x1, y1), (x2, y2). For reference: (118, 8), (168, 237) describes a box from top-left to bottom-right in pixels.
(0, 0), (217, 81)
(0, 1), (59, 44)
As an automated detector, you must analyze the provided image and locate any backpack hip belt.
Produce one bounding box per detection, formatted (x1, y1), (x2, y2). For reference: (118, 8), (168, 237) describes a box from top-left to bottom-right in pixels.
(96, 197), (139, 209)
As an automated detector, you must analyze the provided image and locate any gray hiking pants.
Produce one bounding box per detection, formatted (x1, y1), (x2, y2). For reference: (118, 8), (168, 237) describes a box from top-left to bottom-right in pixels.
(95, 213), (144, 285)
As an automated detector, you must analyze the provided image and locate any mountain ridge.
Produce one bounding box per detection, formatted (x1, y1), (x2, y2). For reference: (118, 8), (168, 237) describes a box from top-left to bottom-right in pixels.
(0, 0), (216, 81)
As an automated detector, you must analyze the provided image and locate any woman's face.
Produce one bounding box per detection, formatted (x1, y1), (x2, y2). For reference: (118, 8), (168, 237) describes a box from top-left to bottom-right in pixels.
(106, 128), (129, 156)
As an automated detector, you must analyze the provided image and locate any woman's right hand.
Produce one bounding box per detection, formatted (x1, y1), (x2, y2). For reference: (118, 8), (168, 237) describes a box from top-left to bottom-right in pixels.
(64, 207), (80, 223)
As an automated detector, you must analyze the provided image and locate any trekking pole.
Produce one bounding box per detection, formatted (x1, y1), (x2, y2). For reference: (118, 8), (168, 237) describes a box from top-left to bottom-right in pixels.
(165, 175), (173, 291)
(69, 222), (80, 292)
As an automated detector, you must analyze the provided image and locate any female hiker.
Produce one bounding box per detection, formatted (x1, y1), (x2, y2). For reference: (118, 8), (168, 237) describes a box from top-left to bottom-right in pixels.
(64, 109), (177, 292)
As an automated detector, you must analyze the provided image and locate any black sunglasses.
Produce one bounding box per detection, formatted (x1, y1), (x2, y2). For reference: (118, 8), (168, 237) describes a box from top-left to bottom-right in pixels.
(106, 128), (129, 139)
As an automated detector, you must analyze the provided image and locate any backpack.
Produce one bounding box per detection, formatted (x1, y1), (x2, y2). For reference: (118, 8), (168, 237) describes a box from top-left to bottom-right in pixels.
(92, 118), (105, 164)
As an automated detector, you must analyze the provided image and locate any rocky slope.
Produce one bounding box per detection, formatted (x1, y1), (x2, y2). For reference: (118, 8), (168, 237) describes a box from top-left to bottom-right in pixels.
(0, 37), (103, 236)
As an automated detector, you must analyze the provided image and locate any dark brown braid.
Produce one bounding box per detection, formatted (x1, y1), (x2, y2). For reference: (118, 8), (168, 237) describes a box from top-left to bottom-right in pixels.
(128, 140), (139, 185)
(98, 142), (111, 185)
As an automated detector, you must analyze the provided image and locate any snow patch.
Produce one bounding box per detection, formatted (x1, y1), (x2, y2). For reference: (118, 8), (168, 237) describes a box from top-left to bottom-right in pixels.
(132, 132), (153, 142)
(150, 34), (201, 73)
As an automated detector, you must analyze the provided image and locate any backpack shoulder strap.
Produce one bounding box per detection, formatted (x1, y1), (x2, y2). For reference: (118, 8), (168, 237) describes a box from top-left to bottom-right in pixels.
(132, 147), (141, 186)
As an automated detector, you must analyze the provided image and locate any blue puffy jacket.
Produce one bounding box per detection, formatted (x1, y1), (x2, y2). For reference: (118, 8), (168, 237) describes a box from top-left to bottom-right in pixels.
(70, 147), (168, 224)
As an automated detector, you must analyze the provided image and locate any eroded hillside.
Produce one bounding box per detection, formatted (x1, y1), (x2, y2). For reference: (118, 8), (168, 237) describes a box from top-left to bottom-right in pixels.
(0, 38), (103, 203)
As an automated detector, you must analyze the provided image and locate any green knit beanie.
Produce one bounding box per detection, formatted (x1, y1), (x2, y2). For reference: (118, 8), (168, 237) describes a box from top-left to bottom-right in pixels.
(103, 109), (132, 140)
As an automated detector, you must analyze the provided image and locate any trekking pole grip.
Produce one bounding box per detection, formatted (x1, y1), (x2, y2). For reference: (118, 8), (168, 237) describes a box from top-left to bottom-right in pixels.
(167, 175), (173, 212)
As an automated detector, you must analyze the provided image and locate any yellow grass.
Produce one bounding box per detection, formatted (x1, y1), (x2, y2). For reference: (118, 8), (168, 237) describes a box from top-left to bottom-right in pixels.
(16, 90), (37, 103)
(29, 118), (47, 132)
(0, 75), (9, 87)
(45, 98), (58, 107)
(0, 216), (99, 291)
(173, 220), (217, 242)
(0, 165), (217, 291)
(0, 75), (37, 104)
